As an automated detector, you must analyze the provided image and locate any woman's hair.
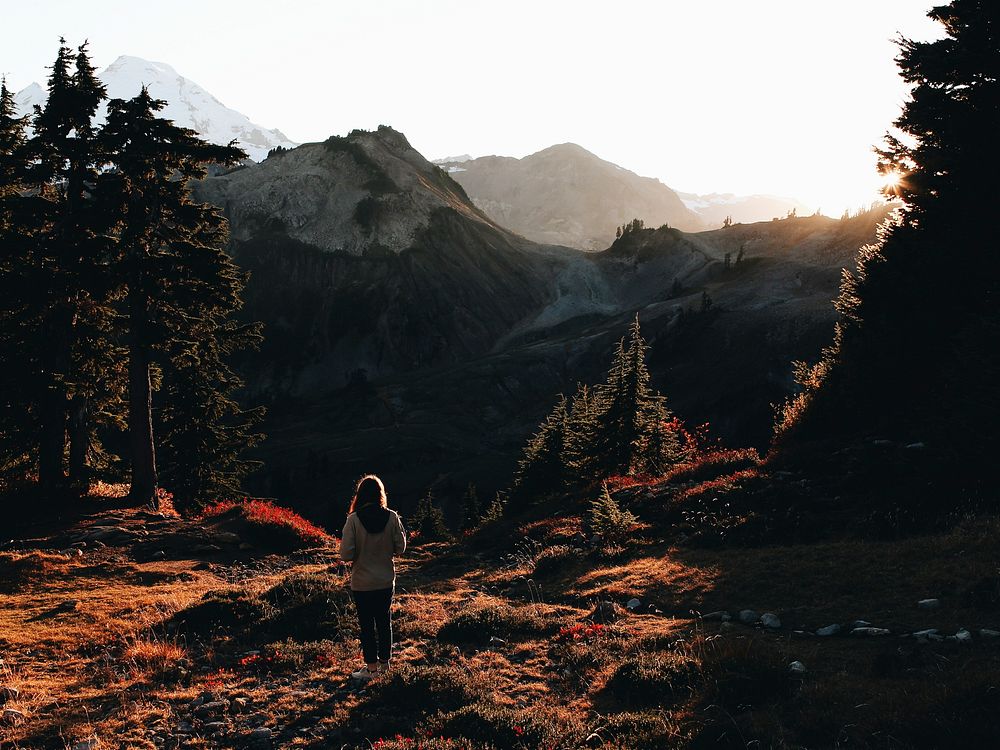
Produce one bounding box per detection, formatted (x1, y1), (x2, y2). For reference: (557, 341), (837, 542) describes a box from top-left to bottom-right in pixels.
(349, 474), (388, 514)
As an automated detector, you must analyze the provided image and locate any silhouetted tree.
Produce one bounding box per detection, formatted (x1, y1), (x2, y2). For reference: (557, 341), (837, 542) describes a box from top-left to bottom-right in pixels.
(775, 0), (1000, 508)
(513, 395), (570, 499)
(412, 489), (451, 541)
(460, 482), (481, 531)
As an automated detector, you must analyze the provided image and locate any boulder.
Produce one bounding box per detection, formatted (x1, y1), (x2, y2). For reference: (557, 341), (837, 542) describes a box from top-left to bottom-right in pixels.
(788, 660), (807, 675)
(738, 609), (758, 625)
(851, 626), (891, 637)
(917, 598), (940, 610)
(701, 610), (731, 622)
(761, 613), (782, 629)
(979, 628), (1000, 638)
(816, 624), (841, 637)
(626, 598), (642, 611)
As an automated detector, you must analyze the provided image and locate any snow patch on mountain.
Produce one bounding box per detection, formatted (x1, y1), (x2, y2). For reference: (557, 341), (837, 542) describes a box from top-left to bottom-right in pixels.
(14, 56), (296, 162)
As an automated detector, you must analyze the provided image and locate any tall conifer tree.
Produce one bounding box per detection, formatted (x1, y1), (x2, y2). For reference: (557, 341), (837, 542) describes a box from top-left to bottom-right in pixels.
(98, 88), (261, 507)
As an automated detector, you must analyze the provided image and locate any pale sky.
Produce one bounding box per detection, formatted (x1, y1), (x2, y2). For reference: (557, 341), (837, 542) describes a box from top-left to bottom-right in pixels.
(2, 1), (941, 214)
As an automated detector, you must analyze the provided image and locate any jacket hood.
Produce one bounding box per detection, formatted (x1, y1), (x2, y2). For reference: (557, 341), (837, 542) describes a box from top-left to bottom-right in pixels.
(356, 504), (391, 534)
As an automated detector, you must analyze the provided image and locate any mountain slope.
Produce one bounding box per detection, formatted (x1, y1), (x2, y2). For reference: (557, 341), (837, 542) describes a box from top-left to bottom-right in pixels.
(193, 126), (580, 394)
(14, 56), (296, 161)
(437, 144), (705, 251)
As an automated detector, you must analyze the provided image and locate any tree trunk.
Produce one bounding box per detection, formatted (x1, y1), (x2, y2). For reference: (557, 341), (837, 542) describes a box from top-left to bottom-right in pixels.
(38, 384), (66, 488)
(127, 288), (157, 507)
(38, 314), (71, 490)
(68, 393), (90, 487)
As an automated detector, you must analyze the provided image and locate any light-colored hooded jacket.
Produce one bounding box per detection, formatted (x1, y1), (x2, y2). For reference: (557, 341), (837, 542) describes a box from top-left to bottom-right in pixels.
(340, 505), (407, 591)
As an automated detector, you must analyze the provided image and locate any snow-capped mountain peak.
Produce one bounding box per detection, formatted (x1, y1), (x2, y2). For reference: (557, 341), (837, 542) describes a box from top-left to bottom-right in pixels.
(14, 55), (296, 162)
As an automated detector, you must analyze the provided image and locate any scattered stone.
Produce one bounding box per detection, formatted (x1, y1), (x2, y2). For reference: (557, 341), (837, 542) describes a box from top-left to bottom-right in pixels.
(917, 598), (940, 610)
(71, 739), (100, 750)
(761, 612), (782, 629)
(816, 624), (841, 637)
(912, 628), (940, 642)
(788, 660), (807, 675)
(980, 628), (1000, 638)
(850, 620), (873, 629)
(0, 686), (19, 703)
(701, 610), (731, 622)
(905, 442), (927, 450)
(2, 708), (26, 725)
(738, 609), (758, 625)
(953, 629), (972, 643)
(626, 598), (641, 611)
(150, 550), (166, 561)
(249, 726), (273, 747)
(192, 544), (222, 553)
(589, 534), (602, 546)
(62, 548), (84, 558)
(195, 700), (228, 718)
(852, 626), (891, 637)
(212, 531), (242, 545)
(488, 636), (507, 646)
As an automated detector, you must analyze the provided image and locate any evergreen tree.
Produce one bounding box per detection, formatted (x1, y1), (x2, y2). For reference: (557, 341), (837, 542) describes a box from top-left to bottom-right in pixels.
(589, 484), (638, 547)
(563, 382), (597, 479)
(13, 40), (114, 491)
(97, 88), (259, 507)
(0, 78), (36, 484)
(776, 1), (1000, 503)
(412, 489), (451, 541)
(480, 491), (507, 524)
(459, 482), (481, 531)
(591, 316), (682, 477)
(513, 395), (570, 500)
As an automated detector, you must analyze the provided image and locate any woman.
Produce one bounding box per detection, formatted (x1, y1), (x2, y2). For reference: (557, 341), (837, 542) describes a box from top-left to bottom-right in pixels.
(340, 474), (407, 680)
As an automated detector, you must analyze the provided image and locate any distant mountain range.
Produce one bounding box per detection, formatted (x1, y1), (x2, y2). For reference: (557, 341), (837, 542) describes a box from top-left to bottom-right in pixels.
(435, 148), (810, 250)
(14, 56), (296, 161)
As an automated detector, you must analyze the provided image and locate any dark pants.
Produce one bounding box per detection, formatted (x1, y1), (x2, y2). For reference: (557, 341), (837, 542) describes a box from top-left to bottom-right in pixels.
(351, 588), (393, 663)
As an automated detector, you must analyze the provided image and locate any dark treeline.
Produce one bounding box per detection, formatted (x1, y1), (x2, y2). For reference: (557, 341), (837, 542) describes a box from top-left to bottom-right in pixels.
(0, 40), (263, 511)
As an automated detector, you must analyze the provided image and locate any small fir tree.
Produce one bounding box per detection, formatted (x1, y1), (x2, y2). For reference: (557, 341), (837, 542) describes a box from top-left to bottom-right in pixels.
(513, 395), (570, 500)
(589, 484), (638, 547)
(460, 482), (481, 531)
(412, 489), (451, 541)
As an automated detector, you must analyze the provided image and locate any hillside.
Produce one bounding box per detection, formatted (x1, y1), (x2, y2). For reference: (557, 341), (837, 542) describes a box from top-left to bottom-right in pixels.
(2, 484), (998, 749)
(437, 145), (704, 251)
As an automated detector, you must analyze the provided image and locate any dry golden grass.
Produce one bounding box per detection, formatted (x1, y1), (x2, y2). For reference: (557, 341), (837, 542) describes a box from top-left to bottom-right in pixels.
(3, 498), (999, 749)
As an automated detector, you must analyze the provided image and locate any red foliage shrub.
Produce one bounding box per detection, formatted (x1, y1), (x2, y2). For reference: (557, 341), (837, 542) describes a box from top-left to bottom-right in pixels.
(201, 498), (332, 550)
(663, 449), (761, 487)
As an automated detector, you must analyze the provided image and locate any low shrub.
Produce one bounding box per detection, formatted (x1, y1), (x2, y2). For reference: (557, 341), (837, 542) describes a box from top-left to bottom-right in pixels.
(590, 711), (685, 750)
(263, 572), (355, 641)
(170, 587), (269, 639)
(240, 639), (339, 673)
(533, 545), (583, 577)
(430, 703), (576, 750)
(437, 601), (550, 645)
(664, 449), (761, 486)
(370, 738), (494, 750)
(170, 572), (354, 645)
(589, 485), (639, 547)
(695, 635), (796, 712)
(200, 499), (332, 551)
(604, 651), (699, 707)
